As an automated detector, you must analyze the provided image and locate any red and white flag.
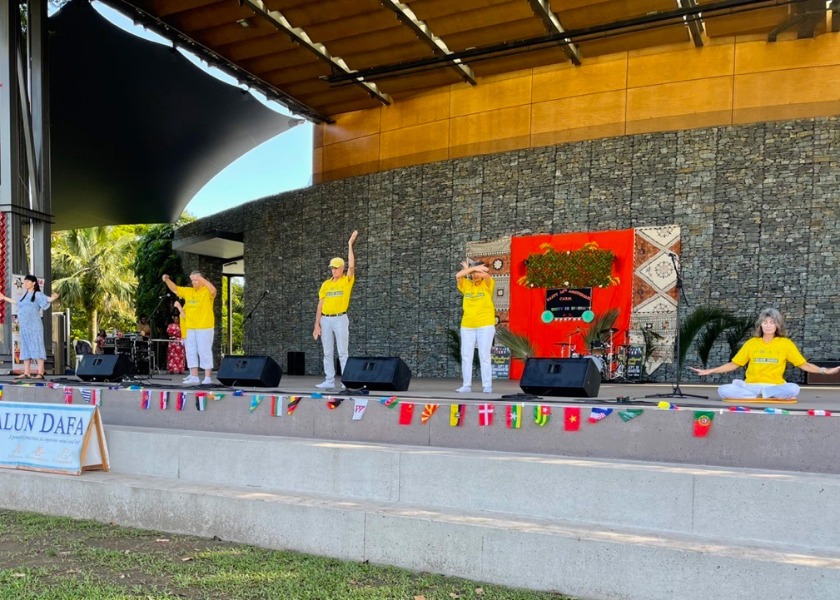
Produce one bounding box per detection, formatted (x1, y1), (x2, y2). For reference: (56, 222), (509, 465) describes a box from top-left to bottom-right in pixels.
(478, 403), (494, 427)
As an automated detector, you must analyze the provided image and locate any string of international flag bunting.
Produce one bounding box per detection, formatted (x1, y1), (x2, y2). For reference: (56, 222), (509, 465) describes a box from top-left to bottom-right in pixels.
(1, 383), (833, 438)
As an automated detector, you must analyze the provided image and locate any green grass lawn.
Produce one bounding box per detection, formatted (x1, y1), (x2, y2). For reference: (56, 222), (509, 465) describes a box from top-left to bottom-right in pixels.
(0, 510), (574, 600)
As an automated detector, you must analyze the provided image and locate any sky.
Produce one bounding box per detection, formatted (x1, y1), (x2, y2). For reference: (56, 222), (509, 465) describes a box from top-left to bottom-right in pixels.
(83, 2), (314, 220)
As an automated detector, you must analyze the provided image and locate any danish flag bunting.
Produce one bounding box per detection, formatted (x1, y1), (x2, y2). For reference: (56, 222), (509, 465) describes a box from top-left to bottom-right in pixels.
(478, 403), (494, 427)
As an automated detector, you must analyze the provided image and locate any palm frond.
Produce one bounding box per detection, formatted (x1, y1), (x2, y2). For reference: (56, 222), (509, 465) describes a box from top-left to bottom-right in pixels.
(677, 306), (732, 368)
(694, 317), (734, 367)
(582, 308), (620, 352)
(725, 315), (756, 360)
(494, 327), (537, 359)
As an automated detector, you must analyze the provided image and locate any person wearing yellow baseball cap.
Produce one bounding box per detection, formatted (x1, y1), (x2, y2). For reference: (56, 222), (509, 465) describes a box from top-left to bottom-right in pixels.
(313, 230), (358, 389)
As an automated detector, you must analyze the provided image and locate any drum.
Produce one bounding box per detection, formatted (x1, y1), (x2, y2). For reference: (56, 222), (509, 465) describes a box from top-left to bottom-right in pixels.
(589, 340), (607, 357)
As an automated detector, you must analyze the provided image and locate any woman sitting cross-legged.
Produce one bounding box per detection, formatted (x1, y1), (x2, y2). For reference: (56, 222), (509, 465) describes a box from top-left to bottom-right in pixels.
(690, 307), (840, 400)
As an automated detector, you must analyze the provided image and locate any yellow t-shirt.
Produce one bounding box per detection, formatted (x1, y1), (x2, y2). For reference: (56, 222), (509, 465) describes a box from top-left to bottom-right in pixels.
(732, 336), (806, 385)
(319, 275), (354, 315)
(458, 277), (496, 328)
(176, 286), (215, 329)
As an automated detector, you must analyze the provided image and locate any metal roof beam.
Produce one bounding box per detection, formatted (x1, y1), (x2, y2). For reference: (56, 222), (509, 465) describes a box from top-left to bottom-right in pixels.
(527, 0), (582, 64)
(379, 0), (476, 85)
(677, 0), (705, 47)
(242, 0), (392, 106)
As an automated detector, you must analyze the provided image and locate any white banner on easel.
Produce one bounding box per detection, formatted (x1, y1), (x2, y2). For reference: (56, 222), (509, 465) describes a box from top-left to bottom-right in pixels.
(0, 402), (110, 475)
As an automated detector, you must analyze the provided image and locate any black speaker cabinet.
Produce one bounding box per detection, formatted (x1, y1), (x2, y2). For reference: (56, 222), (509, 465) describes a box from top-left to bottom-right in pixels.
(77, 353), (135, 382)
(342, 357), (412, 391)
(217, 355), (282, 387)
(520, 357), (601, 398)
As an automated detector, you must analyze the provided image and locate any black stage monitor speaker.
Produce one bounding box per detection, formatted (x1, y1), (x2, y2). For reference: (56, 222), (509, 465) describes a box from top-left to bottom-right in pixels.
(520, 357), (601, 398)
(342, 357), (412, 391)
(217, 355), (282, 387)
(77, 353), (134, 382)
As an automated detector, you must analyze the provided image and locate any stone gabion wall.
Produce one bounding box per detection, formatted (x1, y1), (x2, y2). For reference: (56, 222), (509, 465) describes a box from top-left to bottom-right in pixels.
(177, 117), (840, 382)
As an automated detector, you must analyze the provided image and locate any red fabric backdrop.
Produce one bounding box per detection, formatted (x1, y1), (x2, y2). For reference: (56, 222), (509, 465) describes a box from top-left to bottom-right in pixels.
(508, 229), (635, 379)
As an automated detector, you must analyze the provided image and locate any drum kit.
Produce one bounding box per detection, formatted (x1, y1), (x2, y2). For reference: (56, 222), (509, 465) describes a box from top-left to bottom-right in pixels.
(105, 334), (157, 375)
(556, 328), (642, 382)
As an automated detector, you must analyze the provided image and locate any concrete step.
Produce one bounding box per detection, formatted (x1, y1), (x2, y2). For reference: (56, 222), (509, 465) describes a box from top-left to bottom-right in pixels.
(2, 467), (839, 600)
(106, 426), (840, 552)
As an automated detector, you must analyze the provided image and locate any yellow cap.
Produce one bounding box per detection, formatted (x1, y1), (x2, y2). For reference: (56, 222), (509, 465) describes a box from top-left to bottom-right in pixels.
(329, 257), (345, 268)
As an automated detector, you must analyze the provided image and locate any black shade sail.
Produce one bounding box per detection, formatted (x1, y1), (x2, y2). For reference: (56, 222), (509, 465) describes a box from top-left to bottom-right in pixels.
(49, 0), (301, 230)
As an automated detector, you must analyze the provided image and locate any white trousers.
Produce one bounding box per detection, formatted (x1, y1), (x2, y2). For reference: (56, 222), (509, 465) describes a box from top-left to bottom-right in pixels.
(717, 379), (800, 400)
(461, 325), (495, 388)
(185, 328), (214, 370)
(321, 314), (349, 383)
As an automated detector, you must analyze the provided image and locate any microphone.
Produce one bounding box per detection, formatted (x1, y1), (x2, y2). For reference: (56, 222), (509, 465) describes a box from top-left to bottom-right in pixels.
(264, 290), (270, 295)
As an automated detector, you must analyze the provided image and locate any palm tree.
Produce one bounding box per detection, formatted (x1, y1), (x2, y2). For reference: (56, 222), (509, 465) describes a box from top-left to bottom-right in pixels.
(52, 227), (138, 341)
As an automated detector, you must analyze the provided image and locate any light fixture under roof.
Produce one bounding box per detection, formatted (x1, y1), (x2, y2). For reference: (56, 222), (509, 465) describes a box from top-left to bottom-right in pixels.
(236, 18), (251, 28)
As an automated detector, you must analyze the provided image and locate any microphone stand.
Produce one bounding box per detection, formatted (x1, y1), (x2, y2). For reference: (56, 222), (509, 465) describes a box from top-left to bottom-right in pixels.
(143, 293), (170, 380)
(645, 253), (707, 400)
(244, 290), (269, 322)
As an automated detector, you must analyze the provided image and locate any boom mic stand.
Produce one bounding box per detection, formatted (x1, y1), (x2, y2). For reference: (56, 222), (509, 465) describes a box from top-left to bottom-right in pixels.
(244, 290), (269, 323)
(142, 292), (170, 380)
(646, 253), (707, 400)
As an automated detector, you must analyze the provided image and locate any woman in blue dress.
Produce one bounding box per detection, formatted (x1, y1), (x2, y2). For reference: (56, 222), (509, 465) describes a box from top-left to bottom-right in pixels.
(0, 275), (59, 379)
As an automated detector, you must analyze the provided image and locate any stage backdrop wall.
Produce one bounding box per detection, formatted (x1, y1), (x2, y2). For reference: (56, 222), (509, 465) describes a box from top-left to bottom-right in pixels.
(176, 116), (840, 384)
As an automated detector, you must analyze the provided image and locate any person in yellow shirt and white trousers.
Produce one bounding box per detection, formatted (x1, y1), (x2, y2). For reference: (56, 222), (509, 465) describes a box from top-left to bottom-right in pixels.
(163, 271), (217, 386)
(313, 231), (358, 390)
(691, 307), (840, 399)
(456, 260), (496, 394)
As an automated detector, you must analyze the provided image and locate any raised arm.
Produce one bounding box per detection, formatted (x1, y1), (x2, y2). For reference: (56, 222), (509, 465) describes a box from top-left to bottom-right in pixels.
(0, 292), (17, 305)
(198, 274), (217, 297)
(162, 274), (179, 294)
(456, 261), (489, 282)
(797, 362), (840, 376)
(690, 362), (741, 377)
(347, 230), (358, 279)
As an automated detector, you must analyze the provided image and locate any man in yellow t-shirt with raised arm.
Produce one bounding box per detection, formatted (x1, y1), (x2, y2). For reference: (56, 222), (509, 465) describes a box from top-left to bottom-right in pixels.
(313, 230), (358, 390)
(691, 307), (840, 399)
(163, 271), (217, 386)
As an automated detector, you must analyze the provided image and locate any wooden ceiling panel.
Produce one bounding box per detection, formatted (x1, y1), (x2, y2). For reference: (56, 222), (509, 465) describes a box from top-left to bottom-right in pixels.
(267, 0), (384, 28)
(702, 6), (791, 38)
(405, 0), (514, 22)
(240, 49), (317, 74)
(442, 19), (549, 53)
(557, 0), (678, 29)
(469, 47), (569, 78)
(340, 43), (437, 72)
(323, 28), (425, 59)
(162, 2), (255, 33)
(216, 33), (300, 62)
(261, 62), (333, 87)
(422, 2), (540, 37)
(115, 0), (837, 120)
(301, 12), (406, 44)
(379, 70), (463, 96)
(142, 0), (225, 19)
(577, 26), (690, 58)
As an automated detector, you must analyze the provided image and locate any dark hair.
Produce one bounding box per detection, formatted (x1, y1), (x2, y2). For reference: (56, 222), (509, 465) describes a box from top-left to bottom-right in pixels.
(24, 274), (40, 302)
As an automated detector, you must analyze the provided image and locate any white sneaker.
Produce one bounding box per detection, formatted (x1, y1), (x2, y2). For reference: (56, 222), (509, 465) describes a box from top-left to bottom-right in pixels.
(315, 380), (335, 390)
(483, 387), (493, 394)
(183, 376), (199, 386)
(182, 375), (194, 383)
(455, 385), (472, 393)
(340, 384), (347, 391)
(202, 377), (213, 385)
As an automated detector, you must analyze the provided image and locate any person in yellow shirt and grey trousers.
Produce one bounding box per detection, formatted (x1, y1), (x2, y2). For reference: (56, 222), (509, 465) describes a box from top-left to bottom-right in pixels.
(456, 260), (496, 394)
(313, 230), (358, 390)
(691, 307), (840, 399)
(163, 271), (217, 386)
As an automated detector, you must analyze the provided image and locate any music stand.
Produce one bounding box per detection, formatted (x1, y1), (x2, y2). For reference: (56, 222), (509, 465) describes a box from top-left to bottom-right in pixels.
(645, 253), (707, 400)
